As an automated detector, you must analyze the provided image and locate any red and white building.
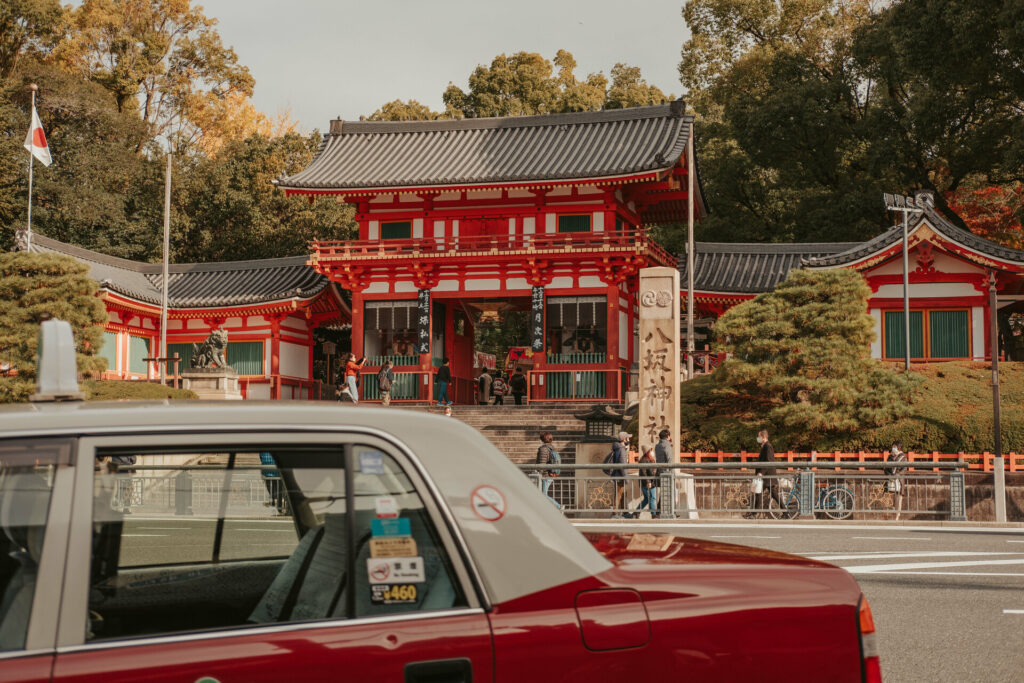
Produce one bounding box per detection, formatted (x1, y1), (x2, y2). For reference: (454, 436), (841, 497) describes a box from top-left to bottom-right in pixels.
(31, 235), (349, 399)
(276, 102), (707, 403)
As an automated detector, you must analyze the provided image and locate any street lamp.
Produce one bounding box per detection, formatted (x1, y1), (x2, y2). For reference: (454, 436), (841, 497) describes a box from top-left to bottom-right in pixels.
(883, 192), (927, 372)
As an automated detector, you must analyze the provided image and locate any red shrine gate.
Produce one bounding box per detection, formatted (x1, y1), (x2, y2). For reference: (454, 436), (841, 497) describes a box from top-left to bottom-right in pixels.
(280, 103), (707, 403)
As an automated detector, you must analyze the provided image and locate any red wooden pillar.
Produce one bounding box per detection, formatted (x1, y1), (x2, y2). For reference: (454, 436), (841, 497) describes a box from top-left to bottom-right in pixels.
(351, 291), (365, 359)
(269, 315), (282, 400)
(606, 284), (620, 400)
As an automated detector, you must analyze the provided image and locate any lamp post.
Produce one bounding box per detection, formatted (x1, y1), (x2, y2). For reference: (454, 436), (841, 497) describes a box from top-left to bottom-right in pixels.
(883, 193), (926, 372)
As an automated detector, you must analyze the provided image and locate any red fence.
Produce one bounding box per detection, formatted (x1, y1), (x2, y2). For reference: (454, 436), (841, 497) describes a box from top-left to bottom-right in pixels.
(682, 451), (1024, 472)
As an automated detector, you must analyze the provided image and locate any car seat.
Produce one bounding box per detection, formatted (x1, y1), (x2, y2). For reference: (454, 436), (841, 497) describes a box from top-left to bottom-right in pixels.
(0, 473), (51, 650)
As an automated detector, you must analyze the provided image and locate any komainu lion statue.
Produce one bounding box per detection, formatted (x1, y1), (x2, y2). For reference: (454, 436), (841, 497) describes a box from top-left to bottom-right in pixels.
(191, 329), (230, 369)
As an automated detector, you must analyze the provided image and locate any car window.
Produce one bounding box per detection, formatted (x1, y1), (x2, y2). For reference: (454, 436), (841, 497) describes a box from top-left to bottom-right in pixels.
(88, 444), (466, 643)
(0, 441), (62, 652)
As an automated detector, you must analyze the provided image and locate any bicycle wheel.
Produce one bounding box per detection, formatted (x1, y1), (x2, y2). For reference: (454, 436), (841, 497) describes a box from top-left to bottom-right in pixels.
(768, 492), (799, 520)
(822, 487), (854, 520)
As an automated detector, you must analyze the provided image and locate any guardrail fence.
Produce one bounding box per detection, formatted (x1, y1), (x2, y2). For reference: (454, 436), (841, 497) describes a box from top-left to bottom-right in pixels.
(518, 462), (970, 521)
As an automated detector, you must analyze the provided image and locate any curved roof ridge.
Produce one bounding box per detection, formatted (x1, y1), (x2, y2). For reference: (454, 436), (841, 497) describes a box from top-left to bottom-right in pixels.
(336, 103), (682, 135)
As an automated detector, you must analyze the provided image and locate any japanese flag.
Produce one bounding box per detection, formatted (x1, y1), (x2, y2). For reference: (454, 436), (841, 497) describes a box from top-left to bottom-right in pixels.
(24, 105), (52, 167)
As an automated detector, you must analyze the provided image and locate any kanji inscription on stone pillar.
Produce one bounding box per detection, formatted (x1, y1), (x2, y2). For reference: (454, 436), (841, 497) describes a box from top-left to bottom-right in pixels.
(638, 267), (680, 454)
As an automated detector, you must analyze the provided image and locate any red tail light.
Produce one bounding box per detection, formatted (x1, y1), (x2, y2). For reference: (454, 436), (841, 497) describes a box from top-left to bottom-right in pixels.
(858, 595), (882, 683)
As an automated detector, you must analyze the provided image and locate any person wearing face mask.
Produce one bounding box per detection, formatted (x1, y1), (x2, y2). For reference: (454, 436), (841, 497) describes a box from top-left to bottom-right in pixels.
(884, 441), (909, 520)
(746, 429), (775, 518)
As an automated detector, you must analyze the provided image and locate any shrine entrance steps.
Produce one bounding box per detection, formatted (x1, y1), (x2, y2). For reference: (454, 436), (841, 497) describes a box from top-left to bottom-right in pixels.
(398, 403), (621, 465)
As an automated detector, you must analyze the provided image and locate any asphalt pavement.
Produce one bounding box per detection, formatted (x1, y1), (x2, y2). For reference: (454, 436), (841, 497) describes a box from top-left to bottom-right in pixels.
(575, 520), (1024, 683)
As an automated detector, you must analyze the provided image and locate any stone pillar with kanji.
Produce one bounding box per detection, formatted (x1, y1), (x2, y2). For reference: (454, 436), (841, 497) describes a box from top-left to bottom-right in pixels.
(638, 267), (680, 451)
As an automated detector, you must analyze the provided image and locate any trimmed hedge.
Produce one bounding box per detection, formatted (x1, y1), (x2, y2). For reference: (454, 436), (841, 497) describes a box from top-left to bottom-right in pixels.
(83, 380), (197, 401)
(678, 361), (1024, 453)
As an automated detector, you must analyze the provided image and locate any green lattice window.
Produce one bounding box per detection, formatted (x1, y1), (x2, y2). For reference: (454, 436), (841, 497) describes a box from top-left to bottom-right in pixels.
(381, 221), (411, 239)
(128, 335), (150, 375)
(167, 343), (194, 371)
(557, 214), (591, 233)
(228, 341), (264, 375)
(929, 310), (970, 358)
(99, 331), (117, 373)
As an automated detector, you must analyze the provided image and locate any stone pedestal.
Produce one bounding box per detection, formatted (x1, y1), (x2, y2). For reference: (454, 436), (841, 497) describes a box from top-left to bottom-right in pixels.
(181, 368), (242, 400)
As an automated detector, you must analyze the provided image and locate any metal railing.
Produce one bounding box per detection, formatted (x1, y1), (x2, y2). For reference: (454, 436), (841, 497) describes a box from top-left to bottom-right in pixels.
(517, 461), (969, 521)
(101, 467), (287, 518)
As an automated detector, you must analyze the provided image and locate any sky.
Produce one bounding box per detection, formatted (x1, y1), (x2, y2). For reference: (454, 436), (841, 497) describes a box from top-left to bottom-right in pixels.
(199, 0), (692, 133)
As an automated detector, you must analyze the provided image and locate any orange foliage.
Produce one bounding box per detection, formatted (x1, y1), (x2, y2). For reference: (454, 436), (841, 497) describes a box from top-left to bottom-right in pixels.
(946, 183), (1024, 249)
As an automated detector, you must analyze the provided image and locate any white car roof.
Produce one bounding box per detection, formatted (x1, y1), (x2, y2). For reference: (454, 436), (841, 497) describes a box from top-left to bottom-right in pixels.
(0, 401), (611, 605)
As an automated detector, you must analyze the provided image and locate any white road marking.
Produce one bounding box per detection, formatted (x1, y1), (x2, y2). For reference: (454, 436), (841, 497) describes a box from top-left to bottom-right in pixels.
(844, 558), (1024, 573)
(852, 536), (931, 541)
(136, 527), (189, 530)
(1003, 609), (1024, 614)
(811, 552), (1021, 561)
(857, 572), (1024, 577)
(122, 534), (167, 537)
(234, 528), (295, 532)
(710, 535), (781, 539)
(1007, 540), (1024, 544)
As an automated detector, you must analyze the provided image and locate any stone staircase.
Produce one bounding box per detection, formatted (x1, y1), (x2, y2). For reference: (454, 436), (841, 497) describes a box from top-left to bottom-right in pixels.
(402, 403), (618, 464)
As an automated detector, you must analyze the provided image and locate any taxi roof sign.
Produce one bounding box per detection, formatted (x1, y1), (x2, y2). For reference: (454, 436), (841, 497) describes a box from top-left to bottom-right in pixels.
(31, 319), (84, 402)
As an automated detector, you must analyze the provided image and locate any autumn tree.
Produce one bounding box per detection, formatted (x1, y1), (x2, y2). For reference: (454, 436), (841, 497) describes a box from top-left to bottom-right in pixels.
(693, 268), (917, 448)
(367, 99), (444, 121)
(52, 0), (255, 151)
(0, 252), (108, 402)
(0, 0), (62, 80)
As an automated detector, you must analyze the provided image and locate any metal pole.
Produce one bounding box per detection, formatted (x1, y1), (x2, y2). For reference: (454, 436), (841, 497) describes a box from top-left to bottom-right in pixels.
(990, 271), (1006, 523)
(160, 153), (171, 385)
(902, 208), (911, 372)
(686, 126), (695, 381)
(26, 87), (36, 251)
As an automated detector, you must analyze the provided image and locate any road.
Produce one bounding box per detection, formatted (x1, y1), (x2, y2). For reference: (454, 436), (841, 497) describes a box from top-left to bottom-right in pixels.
(575, 520), (1024, 682)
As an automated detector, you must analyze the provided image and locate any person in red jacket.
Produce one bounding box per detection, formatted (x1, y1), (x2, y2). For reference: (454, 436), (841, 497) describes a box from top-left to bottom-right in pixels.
(343, 353), (366, 403)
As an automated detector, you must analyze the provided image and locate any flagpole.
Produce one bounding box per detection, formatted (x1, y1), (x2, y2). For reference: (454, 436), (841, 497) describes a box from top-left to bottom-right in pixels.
(26, 84), (37, 251)
(160, 152), (171, 384)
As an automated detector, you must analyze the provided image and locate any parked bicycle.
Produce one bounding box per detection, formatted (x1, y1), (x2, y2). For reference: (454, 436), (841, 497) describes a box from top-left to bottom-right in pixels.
(769, 475), (855, 520)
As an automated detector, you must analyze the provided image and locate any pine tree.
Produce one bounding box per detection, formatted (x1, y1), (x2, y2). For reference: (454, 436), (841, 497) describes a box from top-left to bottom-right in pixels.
(0, 252), (107, 401)
(710, 268), (918, 447)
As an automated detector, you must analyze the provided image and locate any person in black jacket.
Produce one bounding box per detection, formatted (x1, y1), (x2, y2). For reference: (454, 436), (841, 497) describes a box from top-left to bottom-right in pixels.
(435, 357), (452, 406)
(885, 441), (909, 520)
(746, 429), (775, 518)
(509, 366), (528, 405)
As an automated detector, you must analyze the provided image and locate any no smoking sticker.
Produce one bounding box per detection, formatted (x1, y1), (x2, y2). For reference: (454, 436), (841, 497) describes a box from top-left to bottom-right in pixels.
(470, 485), (507, 522)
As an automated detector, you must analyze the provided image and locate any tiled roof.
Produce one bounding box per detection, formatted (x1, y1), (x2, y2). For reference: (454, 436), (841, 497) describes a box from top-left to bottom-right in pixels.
(30, 235), (329, 308)
(276, 102), (703, 200)
(804, 204), (1024, 268)
(679, 242), (857, 294)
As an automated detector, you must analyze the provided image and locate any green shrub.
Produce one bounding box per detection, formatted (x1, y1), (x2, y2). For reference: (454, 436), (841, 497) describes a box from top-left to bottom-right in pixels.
(82, 380), (197, 401)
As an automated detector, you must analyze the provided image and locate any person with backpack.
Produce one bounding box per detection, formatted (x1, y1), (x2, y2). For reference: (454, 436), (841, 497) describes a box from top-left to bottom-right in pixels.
(377, 360), (394, 406)
(490, 369), (507, 405)
(435, 357), (453, 406)
(635, 445), (658, 518)
(509, 366), (528, 405)
(605, 431), (630, 518)
(536, 432), (562, 508)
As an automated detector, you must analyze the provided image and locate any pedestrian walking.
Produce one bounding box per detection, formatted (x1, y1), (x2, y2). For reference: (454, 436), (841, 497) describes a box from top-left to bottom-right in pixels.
(377, 360), (395, 406)
(510, 366), (527, 405)
(635, 445), (658, 518)
(491, 370), (507, 405)
(435, 357), (453, 406)
(342, 353), (366, 403)
(885, 441), (909, 520)
(478, 367), (493, 405)
(609, 431), (630, 517)
(652, 428), (672, 513)
(746, 429), (775, 518)
(536, 432), (562, 508)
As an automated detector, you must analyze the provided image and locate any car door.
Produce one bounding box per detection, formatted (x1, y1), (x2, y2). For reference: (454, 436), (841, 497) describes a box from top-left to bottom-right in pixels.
(52, 431), (493, 683)
(0, 438), (74, 683)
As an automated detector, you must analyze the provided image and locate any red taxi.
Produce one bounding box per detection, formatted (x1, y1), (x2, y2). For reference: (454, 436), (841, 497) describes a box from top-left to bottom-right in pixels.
(0, 327), (879, 682)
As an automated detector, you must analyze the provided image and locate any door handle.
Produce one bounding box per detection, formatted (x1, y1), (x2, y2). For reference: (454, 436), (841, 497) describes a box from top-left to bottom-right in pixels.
(404, 657), (473, 683)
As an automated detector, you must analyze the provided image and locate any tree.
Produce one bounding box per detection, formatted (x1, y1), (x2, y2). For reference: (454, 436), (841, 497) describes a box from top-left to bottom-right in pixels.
(0, 252), (108, 402)
(440, 50), (668, 119)
(366, 99), (444, 122)
(946, 181), (1024, 249)
(52, 0), (255, 151)
(0, 58), (156, 257)
(695, 268), (917, 448)
(0, 0), (62, 80)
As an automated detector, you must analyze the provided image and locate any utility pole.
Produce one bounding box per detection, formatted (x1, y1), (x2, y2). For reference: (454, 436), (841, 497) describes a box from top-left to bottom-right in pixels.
(990, 271), (1006, 523)
(686, 125), (695, 382)
(883, 193), (925, 371)
(160, 153), (171, 384)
